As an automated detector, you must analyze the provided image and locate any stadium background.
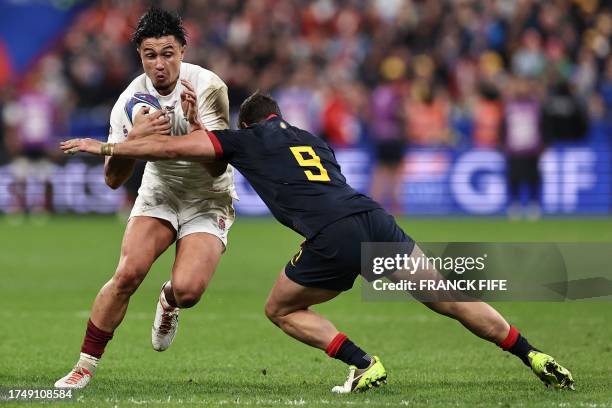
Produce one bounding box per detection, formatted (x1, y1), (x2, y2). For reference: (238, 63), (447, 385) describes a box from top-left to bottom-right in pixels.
(0, 0), (611, 216)
(1, 1), (612, 407)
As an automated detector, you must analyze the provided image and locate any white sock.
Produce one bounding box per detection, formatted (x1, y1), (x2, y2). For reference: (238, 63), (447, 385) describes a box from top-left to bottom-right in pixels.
(78, 352), (99, 373)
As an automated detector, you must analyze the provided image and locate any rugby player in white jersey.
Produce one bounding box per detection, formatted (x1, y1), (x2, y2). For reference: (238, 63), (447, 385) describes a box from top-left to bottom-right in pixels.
(54, 7), (236, 389)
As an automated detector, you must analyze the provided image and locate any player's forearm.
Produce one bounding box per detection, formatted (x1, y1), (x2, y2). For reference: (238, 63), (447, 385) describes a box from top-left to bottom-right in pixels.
(104, 156), (135, 189)
(106, 136), (168, 161)
(61, 131), (216, 162)
(111, 134), (213, 162)
(103, 124), (150, 188)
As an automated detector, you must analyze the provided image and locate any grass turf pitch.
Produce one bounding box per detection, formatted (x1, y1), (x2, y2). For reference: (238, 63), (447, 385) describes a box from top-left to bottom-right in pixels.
(1, 216), (611, 407)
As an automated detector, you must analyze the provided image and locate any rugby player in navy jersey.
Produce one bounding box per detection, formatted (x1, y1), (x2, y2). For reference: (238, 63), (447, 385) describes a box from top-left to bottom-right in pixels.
(61, 89), (574, 393)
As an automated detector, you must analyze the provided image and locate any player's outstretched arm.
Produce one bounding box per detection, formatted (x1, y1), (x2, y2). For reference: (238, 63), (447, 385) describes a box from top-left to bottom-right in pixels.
(60, 129), (217, 162)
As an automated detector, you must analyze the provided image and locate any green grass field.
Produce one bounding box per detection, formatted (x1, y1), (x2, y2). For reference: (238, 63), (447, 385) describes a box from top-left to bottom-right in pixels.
(1, 216), (612, 407)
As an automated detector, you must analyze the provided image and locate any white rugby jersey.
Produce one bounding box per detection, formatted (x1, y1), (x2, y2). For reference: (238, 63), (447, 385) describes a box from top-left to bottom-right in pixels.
(108, 62), (236, 198)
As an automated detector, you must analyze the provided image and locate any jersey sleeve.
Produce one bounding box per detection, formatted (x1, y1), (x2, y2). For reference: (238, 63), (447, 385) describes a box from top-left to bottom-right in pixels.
(198, 82), (230, 132)
(107, 97), (129, 143)
(207, 128), (254, 161)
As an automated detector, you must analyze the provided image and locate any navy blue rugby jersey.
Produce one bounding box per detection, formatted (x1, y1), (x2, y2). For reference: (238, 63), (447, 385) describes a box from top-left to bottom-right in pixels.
(207, 115), (381, 239)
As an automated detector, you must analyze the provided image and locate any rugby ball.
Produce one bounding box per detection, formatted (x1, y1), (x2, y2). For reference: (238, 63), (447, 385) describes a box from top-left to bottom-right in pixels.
(124, 92), (163, 125)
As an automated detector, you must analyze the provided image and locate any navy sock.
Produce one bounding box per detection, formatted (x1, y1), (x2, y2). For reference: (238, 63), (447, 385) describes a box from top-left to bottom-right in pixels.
(499, 326), (538, 367)
(337, 340), (372, 369)
(509, 335), (538, 367)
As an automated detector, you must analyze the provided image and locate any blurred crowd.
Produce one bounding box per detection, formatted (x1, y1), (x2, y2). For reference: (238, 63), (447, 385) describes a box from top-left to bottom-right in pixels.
(1, 0), (611, 214)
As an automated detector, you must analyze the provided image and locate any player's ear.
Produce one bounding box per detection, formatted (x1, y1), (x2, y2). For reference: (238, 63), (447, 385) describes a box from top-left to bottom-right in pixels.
(180, 44), (186, 61)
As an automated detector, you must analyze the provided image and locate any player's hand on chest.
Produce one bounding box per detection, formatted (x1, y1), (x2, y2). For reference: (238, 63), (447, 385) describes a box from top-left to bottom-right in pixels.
(160, 101), (189, 136)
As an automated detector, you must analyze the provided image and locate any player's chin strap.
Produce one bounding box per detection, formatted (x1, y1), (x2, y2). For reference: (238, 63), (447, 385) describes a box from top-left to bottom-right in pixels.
(101, 143), (115, 156)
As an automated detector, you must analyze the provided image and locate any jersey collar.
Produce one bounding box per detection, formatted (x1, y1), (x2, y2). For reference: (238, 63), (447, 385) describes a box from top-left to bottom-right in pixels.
(244, 114), (280, 128)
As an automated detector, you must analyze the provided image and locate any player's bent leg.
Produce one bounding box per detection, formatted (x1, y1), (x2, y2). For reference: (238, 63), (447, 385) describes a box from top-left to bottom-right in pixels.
(55, 217), (175, 388)
(404, 244), (574, 389)
(421, 294), (574, 388)
(265, 270), (386, 393)
(152, 232), (224, 352)
(170, 232), (224, 308)
(265, 269), (341, 349)
(422, 301), (510, 344)
(388, 245), (511, 344)
(92, 217), (176, 330)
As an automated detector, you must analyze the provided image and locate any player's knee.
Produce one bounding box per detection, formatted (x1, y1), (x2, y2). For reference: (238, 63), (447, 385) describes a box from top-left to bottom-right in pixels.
(172, 285), (204, 309)
(113, 258), (149, 296)
(174, 292), (201, 308)
(264, 301), (281, 325)
(264, 300), (293, 326)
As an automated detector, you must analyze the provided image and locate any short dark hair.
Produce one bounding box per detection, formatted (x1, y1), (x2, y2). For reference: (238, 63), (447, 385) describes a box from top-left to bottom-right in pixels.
(132, 7), (186, 47)
(238, 92), (282, 128)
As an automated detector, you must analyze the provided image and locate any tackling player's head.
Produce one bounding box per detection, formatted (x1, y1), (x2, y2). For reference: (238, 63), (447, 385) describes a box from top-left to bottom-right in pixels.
(238, 92), (282, 129)
(132, 7), (186, 95)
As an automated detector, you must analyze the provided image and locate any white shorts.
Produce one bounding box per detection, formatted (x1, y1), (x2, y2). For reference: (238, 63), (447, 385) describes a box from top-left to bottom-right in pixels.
(129, 185), (235, 246)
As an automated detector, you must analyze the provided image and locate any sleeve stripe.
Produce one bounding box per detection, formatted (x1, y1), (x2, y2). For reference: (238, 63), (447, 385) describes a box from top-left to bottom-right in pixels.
(207, 130), (224, 158)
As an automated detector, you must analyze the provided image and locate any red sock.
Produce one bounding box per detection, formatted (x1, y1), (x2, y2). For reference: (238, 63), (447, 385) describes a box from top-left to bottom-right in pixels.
(498, 325), (519, 350)
(326, 333), (347, 357)
(81, 319), (114, 359)
(325, 332), (372, 369)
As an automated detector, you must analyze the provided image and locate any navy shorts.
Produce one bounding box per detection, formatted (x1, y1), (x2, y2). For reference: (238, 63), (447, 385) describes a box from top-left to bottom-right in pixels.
(285, 209), (414, 291)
